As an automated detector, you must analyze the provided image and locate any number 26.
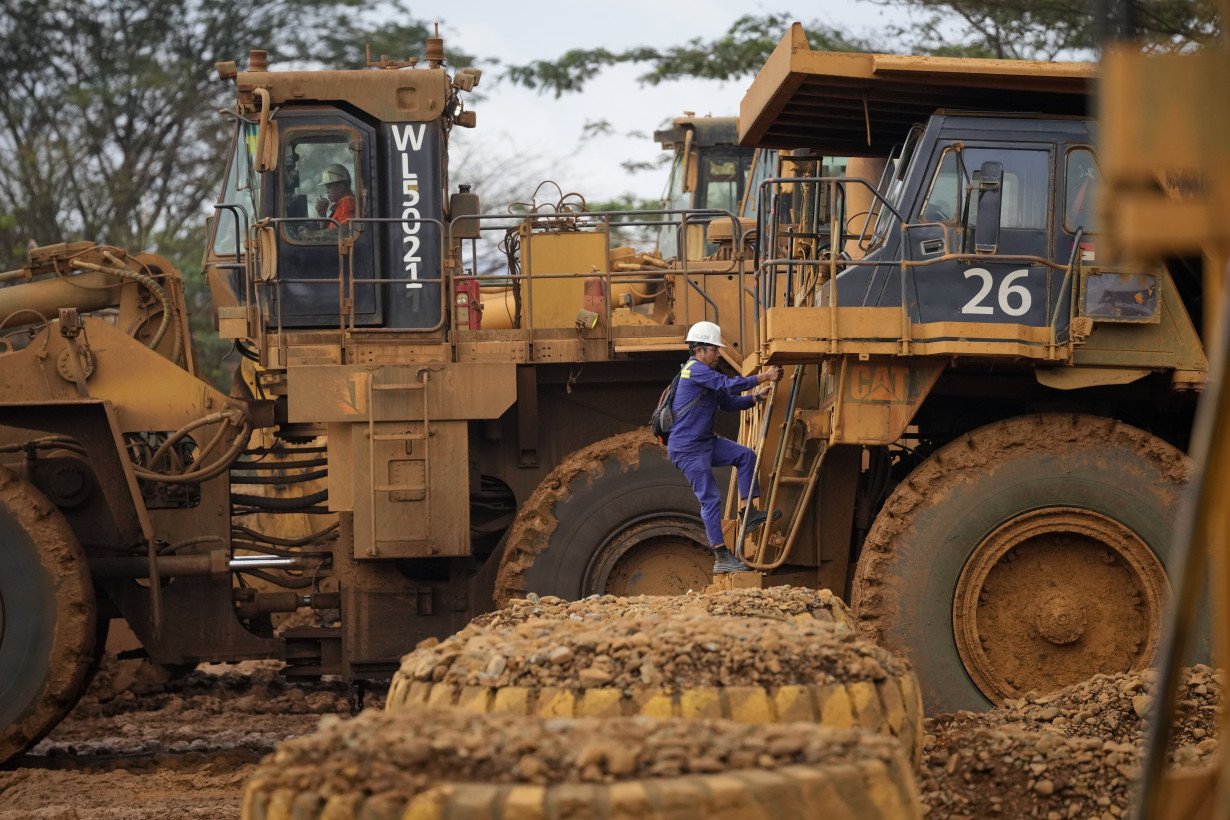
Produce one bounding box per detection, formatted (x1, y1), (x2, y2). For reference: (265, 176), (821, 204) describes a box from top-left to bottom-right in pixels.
(961, 268), (1031, 317)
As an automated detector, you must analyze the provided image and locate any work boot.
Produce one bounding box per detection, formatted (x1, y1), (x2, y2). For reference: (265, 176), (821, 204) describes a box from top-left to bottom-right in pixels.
(738, 507), (781, 532)
(712, 545), (752, 574)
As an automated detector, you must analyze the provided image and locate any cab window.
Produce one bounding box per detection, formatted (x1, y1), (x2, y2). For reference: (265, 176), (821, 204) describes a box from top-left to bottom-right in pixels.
(657, 151), (690, 259)
(701, 155), (745, 213)
(920, 149), (961, 222)
(281, 132), (357, 244)
(920, 146), (1049, 231)
(211, 122), (258, 256)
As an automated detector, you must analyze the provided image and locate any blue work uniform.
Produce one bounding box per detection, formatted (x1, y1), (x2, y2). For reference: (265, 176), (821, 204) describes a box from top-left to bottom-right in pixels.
(667, 358), (761, 547)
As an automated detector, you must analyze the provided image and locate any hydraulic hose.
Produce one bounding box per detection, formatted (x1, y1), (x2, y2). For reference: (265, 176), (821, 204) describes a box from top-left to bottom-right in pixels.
(230, 488), (329, 510)
(69, 254), (181, 363)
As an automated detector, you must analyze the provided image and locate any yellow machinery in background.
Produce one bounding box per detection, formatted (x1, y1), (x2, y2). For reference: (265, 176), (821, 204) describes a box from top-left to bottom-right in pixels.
(1098, 4), (1230, 817)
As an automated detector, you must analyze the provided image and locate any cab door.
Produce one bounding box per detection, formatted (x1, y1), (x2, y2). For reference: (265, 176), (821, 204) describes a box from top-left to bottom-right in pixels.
(904, 144), (1057, 327)
(266, 108), (379, 328)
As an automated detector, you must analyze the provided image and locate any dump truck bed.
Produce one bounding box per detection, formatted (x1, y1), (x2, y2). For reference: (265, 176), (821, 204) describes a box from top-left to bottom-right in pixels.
(739, 23), (1094, 155)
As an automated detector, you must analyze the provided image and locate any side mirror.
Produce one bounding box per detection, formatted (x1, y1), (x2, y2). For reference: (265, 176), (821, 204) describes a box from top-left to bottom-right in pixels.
(253, 88), (278, 173)
(974, 161), (1003, 254)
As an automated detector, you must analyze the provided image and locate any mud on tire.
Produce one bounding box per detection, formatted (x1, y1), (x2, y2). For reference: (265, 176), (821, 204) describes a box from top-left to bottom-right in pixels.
(494, 430), (715, 603)
(472, 587), (856, 631)
(0, 466), (97, 765)
(242, 708), (922, 819)
(387, 612), (924, 765)
(851, 413), (1196, 714)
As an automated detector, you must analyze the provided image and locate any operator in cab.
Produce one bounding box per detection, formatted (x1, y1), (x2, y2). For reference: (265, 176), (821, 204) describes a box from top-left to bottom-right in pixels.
(668, 321), (782, 574)
(314, 164), (356, 226)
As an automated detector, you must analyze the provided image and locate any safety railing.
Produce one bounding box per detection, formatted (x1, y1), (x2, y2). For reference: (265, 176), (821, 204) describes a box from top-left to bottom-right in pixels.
(448, 207), (757, 353)
(748, 174), (1082, 360)
(218, 202), (782, 365)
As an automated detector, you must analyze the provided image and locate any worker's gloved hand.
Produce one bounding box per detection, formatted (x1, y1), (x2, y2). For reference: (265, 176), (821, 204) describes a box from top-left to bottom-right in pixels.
(753, 383), (773, 403)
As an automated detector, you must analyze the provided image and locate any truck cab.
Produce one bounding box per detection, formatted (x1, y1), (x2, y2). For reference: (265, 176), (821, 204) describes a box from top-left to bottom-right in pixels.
(835, 114), (1101, 332)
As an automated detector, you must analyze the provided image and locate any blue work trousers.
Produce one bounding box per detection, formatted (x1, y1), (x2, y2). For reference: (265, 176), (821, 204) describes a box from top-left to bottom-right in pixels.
(671, 437), (759, 548)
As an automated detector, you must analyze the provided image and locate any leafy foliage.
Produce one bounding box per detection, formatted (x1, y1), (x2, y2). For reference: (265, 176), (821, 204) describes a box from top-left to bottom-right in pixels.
(877, 0), (1221, 59)
(504, 13), (870, 97)
(0, 0), (475, 387)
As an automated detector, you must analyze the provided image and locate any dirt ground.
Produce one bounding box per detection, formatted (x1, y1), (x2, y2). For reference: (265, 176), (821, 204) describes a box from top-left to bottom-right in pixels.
(0, 596), (1221, 818)
(0, 658), (378, 819)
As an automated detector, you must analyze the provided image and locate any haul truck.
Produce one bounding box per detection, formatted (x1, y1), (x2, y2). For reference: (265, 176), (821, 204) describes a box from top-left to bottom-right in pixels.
(724, 26), (1208, 714)
(0, 33), (761, 763)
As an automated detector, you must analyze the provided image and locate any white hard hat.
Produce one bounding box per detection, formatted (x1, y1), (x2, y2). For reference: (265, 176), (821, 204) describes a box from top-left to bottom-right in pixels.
(685, 320), (725, 347)
(320, 164), (351, 186)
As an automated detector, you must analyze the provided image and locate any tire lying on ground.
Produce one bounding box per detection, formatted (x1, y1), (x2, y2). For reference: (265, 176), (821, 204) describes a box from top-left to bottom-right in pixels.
(388, 612), (924, 765)
(242, 707), (922, 820)
(472, 586), (855, 631)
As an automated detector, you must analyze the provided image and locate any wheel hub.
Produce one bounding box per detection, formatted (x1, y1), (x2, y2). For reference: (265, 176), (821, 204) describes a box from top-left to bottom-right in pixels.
(1035, 594), (1086, 646)
(953, 507), (1167, 704)
(585, 516), (713, 597)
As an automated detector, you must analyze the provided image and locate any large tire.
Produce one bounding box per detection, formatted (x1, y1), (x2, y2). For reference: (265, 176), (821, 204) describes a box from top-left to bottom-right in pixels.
(242, 708), (923, 819)
(494, 430), (715, 604)
(852, 414), (1194, 714)
(388, 613), (924, 765)
(0, 466), (97, 764)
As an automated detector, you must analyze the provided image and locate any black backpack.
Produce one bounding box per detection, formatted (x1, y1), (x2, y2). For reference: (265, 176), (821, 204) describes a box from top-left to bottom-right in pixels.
(650, 369), (702, 445)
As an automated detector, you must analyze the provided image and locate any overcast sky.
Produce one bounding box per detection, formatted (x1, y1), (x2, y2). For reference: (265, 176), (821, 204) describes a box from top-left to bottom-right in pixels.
(431, 2), (897, 206)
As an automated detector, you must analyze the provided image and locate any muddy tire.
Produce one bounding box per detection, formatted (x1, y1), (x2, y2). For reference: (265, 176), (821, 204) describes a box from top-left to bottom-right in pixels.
(387, 614), (924, 765)
(389, 675), (924, 766)
(0, 466), (97, 764)
(851, 414), (1194, 714)
(242, 708), (923, 819)
(494, 430), (715, 604)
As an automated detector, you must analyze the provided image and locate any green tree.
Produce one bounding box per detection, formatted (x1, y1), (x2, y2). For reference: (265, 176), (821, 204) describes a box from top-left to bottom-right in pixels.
(0, 0), (470, 268)
(501, 3), (1221, 97)
(877, 0), (1221, 59)
(503, 13), (870, 97)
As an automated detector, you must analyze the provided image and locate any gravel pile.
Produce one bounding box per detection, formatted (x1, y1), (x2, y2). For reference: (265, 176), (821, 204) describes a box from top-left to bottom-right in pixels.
(472, 587), (854, 630)
(249, 707), (905, 796)
(921, 726), (1141, 819)
(929, 665), (1221, 759)
(399, 611), (903, 691)
(921, 666), (1223, 818)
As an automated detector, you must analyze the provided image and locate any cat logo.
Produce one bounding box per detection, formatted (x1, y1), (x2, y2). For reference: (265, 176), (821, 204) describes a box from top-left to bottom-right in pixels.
(337, 372), (369, 415)
(848, 364), (909, 404)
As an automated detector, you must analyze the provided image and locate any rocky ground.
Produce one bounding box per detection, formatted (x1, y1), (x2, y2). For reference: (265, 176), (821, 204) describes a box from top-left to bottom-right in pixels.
(250, 708), (905, 798)
(919, 666), (1223, 818)
(1, 591), (1222, 818)
(0, 658), (376, 819)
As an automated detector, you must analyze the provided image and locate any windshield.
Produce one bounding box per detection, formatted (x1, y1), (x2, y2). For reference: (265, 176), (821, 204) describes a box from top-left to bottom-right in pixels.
(211, 122), (259, 256)
(864, 124), (924, 252)
(656, 150), (689, 259)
